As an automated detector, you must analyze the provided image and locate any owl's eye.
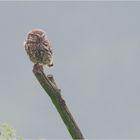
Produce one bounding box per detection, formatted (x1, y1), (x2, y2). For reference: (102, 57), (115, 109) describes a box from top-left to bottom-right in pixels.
(28, 33), (38, 40)
(28, 34), (33, 39)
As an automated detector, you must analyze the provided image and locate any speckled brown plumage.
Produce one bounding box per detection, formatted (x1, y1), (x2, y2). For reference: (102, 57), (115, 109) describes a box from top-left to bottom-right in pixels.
(24, 29), (53, 67)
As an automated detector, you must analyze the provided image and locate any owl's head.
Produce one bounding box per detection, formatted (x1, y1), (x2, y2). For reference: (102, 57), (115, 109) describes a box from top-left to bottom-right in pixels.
(26, 29), (46, 44)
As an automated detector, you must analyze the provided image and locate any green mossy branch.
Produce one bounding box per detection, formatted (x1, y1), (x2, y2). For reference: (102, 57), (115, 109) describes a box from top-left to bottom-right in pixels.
(33, 64), (84, 140)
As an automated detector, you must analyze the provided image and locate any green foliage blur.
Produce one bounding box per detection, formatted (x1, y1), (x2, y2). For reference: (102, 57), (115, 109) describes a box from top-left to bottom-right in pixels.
(0, 123), (23, 140)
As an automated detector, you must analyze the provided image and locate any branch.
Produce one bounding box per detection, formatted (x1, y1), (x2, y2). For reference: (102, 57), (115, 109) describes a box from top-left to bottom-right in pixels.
(33, 64), (84, 140)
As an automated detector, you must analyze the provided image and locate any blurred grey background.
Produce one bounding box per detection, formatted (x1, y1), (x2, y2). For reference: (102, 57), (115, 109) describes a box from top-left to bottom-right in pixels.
(0, 1), (140, 139)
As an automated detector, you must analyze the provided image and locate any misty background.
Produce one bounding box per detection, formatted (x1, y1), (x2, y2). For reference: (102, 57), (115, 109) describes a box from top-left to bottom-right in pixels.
(0, 1), (140, 139)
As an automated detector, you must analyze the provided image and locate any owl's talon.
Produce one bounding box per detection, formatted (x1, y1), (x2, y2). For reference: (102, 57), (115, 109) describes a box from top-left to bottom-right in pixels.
(33, 63), (43, 73)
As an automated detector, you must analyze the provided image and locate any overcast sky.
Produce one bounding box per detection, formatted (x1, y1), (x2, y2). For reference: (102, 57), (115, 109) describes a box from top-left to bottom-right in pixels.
(0, 1), (140, 139)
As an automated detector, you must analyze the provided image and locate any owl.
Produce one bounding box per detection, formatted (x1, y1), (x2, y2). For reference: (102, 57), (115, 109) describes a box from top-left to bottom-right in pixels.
(24, 29), (53, 67)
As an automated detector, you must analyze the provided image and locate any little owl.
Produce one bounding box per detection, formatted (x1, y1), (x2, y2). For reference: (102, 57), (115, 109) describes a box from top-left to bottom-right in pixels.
(24, 29), (53, 67)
